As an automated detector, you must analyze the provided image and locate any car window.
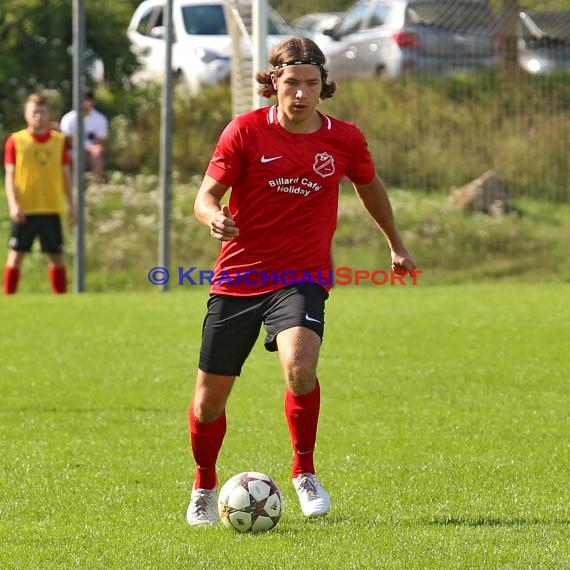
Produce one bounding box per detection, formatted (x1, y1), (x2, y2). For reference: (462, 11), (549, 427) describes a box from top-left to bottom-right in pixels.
(136, 6), (162, 36)
(368, 4), (392, 28)
(266, 7), (293, 35)
(182, 5), (227, 35)
(267, 19), (284, 35)
(153, 7), (164, 28)
(406, 1), (498, 32)
(181, 3), (290, 37)
(334, 3), (371, 36)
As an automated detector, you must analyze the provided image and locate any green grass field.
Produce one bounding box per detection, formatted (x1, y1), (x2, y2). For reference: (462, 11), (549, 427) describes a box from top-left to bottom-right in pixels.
(1, 285), (568, 569)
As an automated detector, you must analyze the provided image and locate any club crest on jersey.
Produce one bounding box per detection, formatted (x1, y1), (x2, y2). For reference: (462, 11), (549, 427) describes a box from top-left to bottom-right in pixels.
(313, 152), (335, 178)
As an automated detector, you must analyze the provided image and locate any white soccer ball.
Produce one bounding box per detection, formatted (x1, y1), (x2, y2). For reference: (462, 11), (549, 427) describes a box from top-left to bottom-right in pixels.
(218, 471), (282, 533)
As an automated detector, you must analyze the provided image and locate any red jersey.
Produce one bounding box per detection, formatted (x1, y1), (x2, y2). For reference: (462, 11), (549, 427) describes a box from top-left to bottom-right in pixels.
(206, 105), (376, 296)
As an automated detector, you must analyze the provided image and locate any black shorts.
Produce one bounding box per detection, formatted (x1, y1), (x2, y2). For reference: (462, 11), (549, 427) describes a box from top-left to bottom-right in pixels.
(9, 214), (64, 254)
(199, 282), (329, 377)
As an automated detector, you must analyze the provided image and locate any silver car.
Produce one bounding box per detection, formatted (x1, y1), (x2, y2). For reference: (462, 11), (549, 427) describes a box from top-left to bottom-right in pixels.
(293, 12), (344, 35)
(316, 0), (501, 80)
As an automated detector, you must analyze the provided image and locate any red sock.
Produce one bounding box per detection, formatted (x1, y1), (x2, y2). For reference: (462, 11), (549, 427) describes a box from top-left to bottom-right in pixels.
(285, 381), (320, 477)
(189, 404), (226, 489)
(3, 266), (20, 295)
(49, 266), (67, 294)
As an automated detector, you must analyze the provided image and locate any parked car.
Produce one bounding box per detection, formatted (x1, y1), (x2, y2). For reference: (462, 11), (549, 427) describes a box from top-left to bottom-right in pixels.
(313, 0), (501, 81)
(127, 0), (294, 92)
(518, 10), (570, 75)
(293, 12), (344, 35)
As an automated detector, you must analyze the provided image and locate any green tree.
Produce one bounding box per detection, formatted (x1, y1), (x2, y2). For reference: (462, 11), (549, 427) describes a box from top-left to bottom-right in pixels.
(0, 0), (139, 129)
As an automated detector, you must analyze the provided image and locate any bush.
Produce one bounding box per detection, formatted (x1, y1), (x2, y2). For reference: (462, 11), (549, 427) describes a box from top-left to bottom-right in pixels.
(99, 70), (570, 203)
(323, 71), (570, 202)
(77, 177), (570, 291)
(3, 69), (567, 203)
(105, 83), (232, 176)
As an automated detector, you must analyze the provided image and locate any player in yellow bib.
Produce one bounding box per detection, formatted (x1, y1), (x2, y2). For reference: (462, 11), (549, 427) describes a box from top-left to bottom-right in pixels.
(3, 93), (75, 294)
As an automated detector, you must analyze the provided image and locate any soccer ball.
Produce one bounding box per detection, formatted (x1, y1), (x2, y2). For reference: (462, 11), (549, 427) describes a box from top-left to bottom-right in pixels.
(218, 472), (282, 533)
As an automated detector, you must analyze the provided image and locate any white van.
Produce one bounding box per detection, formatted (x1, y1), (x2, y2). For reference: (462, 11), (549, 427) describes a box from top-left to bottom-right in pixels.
(127, 0), (293, 92)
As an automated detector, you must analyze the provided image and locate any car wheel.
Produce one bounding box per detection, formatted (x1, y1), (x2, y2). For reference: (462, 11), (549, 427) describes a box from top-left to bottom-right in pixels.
(174, 68), (201, 94)
(174, 69), (186, 85)
(375, 64), (388, 79)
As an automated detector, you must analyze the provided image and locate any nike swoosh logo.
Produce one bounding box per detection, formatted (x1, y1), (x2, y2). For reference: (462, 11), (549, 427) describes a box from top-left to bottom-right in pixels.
(305, 314), (321, 324)
(261, 155), (283, 163)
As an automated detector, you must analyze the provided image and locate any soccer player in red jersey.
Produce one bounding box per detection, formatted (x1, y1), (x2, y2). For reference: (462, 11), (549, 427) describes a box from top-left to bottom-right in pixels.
(187, 37), (416, 524)
(3, 93), (75, 295)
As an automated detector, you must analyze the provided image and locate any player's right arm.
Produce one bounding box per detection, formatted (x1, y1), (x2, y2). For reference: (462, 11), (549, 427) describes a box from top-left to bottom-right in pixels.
(4, 165), (25, 223)
(4, 137), (26, 223)
(194, 174), (239, 241)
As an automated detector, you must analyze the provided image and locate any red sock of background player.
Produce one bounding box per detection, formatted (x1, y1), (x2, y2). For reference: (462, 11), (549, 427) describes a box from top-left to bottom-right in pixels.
(285, 381), (320, 478)
(189, 404), (226, 489)
(3, 266), (20, 295)
(49, 266), (67, 294)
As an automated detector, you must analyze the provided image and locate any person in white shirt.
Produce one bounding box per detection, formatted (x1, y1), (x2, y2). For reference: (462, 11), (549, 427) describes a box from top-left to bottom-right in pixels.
(60, 90), (109, 183)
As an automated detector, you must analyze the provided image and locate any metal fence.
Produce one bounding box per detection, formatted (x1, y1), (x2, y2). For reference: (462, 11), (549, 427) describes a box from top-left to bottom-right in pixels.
(288, 1), (570, 201)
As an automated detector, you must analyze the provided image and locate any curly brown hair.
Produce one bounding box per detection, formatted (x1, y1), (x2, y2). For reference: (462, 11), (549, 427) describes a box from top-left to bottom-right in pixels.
(255, 36), (336, 100)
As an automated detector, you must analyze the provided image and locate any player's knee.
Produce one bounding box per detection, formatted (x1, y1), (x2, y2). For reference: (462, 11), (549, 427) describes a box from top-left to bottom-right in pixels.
(192, 399), (224, 423)
(7, 250), (25, 267)
(284, 361), (317, 394)
(193, 375), (233, 422)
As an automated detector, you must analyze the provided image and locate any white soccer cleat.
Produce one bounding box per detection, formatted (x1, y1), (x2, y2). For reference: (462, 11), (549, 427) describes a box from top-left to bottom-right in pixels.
(292, 473), (331, 517)
(186, 487), (218, 526)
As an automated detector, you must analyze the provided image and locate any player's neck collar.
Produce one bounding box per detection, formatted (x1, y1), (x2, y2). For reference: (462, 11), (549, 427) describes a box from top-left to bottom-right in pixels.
(267, 106), (331, 131)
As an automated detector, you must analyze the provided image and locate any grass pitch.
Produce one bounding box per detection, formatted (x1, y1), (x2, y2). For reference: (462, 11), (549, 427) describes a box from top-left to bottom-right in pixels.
(0, 284), (568, 569)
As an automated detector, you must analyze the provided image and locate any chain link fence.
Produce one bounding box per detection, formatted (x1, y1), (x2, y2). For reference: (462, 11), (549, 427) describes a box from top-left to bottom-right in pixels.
(277, 0), (570, 201)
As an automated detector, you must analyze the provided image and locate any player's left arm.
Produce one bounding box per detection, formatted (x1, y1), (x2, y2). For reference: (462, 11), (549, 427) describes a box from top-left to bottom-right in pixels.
(353, 174), (416, 273)
(62, 164), (76, 224)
